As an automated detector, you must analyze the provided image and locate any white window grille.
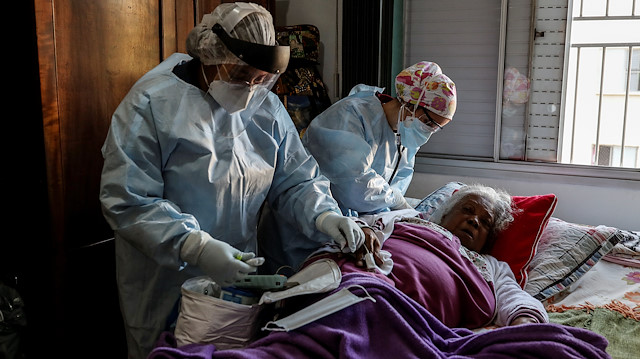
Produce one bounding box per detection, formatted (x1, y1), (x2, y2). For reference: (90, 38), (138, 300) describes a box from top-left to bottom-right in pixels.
(404, 0), (640, 170)
(560, 0), (640, 168)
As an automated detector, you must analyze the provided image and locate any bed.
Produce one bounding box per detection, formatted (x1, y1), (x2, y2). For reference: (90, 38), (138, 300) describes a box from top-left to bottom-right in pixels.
(149, 182), (640, 359)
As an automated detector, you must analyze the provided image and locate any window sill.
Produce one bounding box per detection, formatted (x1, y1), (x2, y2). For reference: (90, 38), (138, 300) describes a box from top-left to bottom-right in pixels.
(414, 155), (640, 189)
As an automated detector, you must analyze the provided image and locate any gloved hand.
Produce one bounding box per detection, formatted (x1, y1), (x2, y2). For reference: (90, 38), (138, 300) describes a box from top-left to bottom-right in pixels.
(315, 211), (365, 253)
(180, 231), (262, 287)
(390, 188), (413, 210)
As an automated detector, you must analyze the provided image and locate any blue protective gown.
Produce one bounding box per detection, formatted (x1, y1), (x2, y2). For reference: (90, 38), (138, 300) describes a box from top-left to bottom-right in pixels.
(99, 53), (340, 358)
(301, 84), (418, 217)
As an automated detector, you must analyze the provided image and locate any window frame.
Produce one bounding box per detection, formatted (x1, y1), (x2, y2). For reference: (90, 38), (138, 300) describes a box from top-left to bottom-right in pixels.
(411, 0), (639, 183)
(559, 1), (640, 169)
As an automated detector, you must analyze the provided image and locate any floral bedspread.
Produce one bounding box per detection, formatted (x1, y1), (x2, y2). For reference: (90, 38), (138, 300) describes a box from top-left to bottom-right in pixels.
(544, 256), (640, 319)
(543, 259), (640, 359)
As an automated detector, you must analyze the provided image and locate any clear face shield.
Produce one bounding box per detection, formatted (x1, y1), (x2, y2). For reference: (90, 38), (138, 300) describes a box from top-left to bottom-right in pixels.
(205, 23), (289, 114)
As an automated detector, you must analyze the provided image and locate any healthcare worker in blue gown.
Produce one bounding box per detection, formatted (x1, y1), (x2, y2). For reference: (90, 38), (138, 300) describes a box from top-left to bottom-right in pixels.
(301, 61), (458, 217)
(99, 3), (364, 358)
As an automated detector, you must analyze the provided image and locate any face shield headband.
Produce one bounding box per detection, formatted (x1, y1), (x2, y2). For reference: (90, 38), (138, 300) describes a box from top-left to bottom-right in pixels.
(211, 23), (290, 75)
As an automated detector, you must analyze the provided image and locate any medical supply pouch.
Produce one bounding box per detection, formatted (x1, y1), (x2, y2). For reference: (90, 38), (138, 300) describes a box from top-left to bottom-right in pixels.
(174, 276), (263, 350)
(174, 259), (343, 348)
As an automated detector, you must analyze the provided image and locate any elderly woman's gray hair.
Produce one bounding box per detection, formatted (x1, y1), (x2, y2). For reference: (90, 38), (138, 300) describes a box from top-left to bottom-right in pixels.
(430, 184), (517, 235)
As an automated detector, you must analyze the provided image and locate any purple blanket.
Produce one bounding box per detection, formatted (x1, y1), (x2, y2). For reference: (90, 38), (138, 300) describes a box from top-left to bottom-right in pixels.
(149, 273), (610, 359)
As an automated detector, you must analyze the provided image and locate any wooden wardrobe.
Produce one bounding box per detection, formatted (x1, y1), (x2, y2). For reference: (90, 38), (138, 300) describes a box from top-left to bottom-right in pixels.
(12, 0), (274, 356)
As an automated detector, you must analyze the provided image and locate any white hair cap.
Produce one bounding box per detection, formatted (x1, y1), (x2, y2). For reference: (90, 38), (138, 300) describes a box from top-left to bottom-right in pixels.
(186, 2), (276, 65)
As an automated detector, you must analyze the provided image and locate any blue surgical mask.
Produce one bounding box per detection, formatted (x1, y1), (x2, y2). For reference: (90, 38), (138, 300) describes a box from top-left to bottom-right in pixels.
(397, 105), (433, 149)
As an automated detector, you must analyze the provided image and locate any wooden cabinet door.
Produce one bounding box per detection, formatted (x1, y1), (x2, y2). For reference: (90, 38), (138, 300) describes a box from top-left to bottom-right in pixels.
(31, 0), (276, 355)
(36, 0), (164, 247)
(34, 0), (276, 250)
(34, 0), (166, 354)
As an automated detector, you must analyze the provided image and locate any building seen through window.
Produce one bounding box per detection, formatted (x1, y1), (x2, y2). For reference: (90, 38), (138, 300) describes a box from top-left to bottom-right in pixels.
(561, 0), (640, 168)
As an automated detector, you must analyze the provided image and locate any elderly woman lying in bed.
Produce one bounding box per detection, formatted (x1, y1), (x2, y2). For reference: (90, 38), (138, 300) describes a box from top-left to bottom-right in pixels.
(308, 183), (548, 329)
(150, 184), (612, 359)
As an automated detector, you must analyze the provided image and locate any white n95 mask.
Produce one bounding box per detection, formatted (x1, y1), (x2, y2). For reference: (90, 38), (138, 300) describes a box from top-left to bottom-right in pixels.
(201, 63), (259, 115)
(208, 80), (255, 114)
(261, 285), (376, 332)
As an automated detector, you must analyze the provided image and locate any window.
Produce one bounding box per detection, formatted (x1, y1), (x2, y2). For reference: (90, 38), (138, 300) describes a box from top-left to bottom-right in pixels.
(404, 0), (640, 171)
(560, 0), (640, 168)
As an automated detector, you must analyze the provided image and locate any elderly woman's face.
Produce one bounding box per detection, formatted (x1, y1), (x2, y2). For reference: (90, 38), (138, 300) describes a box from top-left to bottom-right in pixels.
(439, 194), (495, 252)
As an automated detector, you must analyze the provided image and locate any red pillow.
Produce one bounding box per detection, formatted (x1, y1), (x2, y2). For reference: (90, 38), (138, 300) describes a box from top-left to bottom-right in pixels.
(489, 194), (557, 288)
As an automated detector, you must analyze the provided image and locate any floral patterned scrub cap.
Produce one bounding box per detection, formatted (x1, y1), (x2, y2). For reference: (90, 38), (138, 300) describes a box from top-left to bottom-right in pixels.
(395, 61), (457, 120)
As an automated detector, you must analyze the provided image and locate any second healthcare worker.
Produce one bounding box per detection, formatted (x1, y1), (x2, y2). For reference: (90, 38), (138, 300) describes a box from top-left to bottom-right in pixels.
(302, 61), (457, 216)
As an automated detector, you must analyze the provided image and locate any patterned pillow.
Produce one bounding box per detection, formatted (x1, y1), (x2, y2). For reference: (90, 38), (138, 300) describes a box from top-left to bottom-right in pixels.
(414, 181), (466, 219)
(524, 217), (624, 301)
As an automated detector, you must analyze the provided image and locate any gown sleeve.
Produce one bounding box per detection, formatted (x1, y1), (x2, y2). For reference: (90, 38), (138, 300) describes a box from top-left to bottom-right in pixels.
(263, 95), (342, 238)
(302, 98), (399, 214)
(100, 88), (199, 269)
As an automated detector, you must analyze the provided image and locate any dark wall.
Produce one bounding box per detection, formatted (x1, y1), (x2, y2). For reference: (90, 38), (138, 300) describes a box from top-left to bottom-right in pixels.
(3, 2), (126, 357)
(3, 1), (53, 357)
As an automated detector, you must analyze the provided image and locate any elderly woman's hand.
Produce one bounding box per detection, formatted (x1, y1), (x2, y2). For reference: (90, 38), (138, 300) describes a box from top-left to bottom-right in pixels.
(354, 227), (383, 270)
